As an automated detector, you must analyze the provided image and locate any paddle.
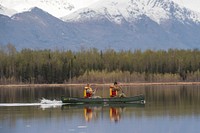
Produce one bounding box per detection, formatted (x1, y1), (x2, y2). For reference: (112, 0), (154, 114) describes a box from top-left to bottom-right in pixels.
(92, 88), (101, 98)
(118, 85), (126, 97)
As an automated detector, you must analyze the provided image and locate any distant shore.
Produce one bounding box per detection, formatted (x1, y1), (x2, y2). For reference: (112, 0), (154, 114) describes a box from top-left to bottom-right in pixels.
(0, 82), (200, 88)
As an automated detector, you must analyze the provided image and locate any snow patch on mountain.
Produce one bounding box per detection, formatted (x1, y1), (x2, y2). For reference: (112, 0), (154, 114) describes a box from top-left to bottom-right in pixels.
(172, 0), (200, 13)
(0, 4), (16, 16)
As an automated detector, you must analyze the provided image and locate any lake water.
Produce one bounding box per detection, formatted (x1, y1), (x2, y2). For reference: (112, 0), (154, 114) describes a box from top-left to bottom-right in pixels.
(0, 85), (200, 133)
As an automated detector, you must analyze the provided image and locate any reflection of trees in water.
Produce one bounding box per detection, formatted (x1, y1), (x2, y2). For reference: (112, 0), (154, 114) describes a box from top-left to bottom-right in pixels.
(140, 85), (200, 117)
(144, 85), (200, 106)
(1, 85), (200, 109)
(0, 87), (82, 103)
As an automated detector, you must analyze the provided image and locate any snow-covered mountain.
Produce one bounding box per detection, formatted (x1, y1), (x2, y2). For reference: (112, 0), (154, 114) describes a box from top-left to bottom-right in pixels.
(0, 0), (99, 18)
(1, 0), (200, 18)
(0, 0), (200, 51)
(62, 0), (200, 24)
(2, 0), (199, 24)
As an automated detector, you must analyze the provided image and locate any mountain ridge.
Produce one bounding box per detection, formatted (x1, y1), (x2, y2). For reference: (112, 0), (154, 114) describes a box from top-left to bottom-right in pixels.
(0, 0), (200, 51)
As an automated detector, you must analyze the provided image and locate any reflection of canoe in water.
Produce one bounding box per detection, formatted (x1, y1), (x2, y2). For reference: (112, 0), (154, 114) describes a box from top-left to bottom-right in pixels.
(61, 101), (145, 123)
(61, 102), (145, 110)
(61, 94), (145, 104)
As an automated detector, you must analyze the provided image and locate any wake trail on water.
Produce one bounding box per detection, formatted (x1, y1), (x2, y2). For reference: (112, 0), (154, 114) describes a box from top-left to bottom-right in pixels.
(0, 98), (64, 109)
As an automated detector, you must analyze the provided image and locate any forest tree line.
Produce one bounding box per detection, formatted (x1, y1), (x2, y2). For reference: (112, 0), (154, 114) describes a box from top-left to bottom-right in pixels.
(0, 44), (200, 84)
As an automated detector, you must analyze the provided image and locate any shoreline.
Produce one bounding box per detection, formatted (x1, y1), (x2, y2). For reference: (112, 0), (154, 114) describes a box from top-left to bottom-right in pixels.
(0, 82), (200, 88)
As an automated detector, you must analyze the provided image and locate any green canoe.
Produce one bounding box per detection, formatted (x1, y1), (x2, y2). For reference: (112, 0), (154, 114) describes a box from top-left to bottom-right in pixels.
(61, 94), (145, 104)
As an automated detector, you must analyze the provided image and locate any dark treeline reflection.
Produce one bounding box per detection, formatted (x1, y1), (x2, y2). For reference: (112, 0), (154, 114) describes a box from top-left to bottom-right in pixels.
(145, 85), (200, 106)
(0, 87), (82, 103)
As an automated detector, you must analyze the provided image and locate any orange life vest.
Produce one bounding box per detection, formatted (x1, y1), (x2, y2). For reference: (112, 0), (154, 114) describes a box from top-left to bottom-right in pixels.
(110, 86), (117, 97)
(84, 86), (93, 98)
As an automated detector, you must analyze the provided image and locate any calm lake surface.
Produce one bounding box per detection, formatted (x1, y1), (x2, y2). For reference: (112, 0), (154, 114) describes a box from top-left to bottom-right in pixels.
(0, 85), (200, 133)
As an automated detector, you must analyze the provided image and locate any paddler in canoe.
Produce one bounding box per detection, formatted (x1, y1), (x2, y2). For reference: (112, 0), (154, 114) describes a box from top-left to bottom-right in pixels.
(110, 82), (126, 98)
(84, 83), (96, 98)
(84, 82), (126, 98)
